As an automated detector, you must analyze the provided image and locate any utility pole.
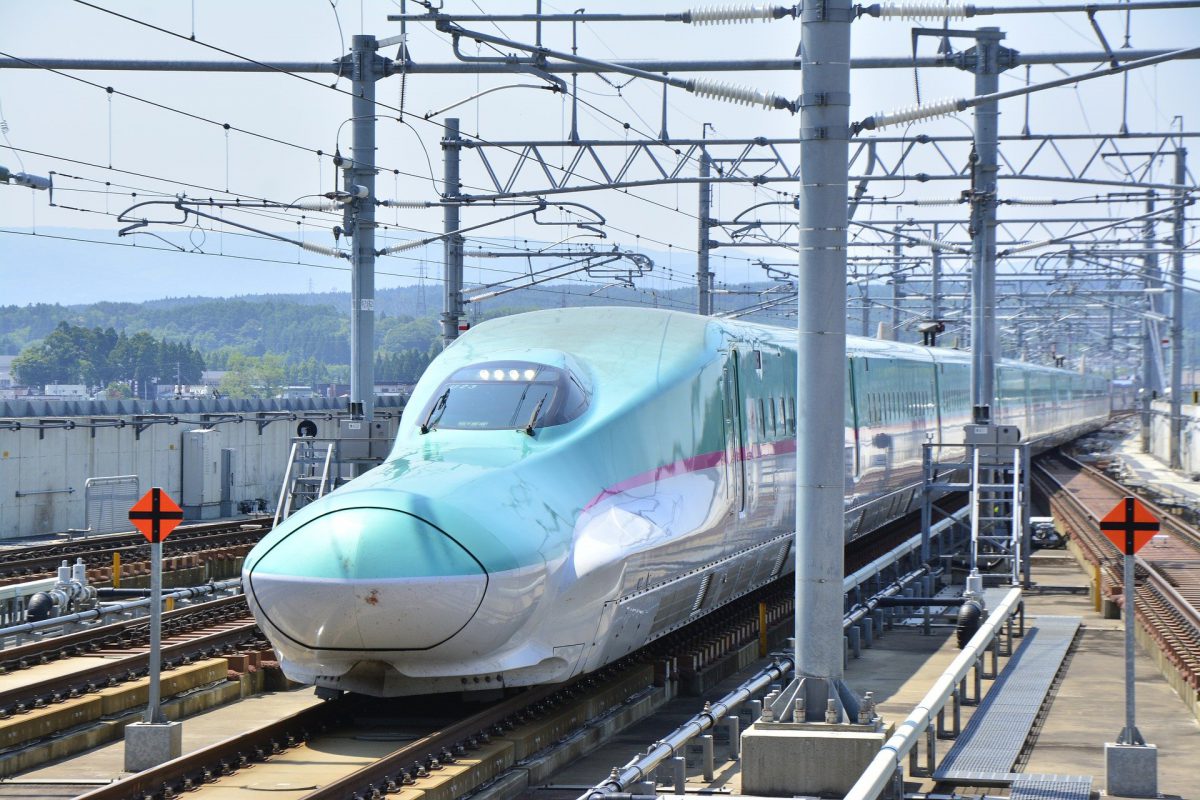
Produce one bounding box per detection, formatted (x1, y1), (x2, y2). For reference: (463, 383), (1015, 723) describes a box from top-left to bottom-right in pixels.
(441, 118), (465, 346)
(1170, 146), (1187, 468)
(697, 151), (713, 315)
(966, 28), (1006, 420)
(348, 34), (382, 421)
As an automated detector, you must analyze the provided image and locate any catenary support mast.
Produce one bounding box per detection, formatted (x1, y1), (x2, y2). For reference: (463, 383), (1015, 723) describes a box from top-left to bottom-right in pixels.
(697, 151), (713, 315)
(793, 0), (856, 721)
(1169, 146), (1187, 468)
(441, 118), (465, 346)
(349, 35), (381, 421)
(968, 28), (1005, 416)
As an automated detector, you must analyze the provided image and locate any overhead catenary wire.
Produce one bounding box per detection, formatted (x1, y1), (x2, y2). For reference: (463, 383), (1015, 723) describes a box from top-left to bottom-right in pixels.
(17, 0), (1193, 320)
(30, 0), (825, 299)
(63, 0), (784, 240)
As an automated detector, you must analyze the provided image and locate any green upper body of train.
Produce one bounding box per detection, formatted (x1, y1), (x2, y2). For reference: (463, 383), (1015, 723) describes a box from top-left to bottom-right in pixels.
(244, 307), (1109, 697)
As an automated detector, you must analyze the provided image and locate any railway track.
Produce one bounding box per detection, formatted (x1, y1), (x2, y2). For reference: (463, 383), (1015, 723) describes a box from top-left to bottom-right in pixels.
(7, 508), (938, 799)
(0, 595), (263, 718)
(1032, 451), (1200, 699)
(74, 580), (799, 800)
(0, 518), (272, 585)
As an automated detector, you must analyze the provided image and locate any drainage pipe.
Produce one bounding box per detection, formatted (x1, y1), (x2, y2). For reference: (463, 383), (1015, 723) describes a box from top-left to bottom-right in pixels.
(842, 506), (968, 593)
(843, 586), (1023, 800)
(843, 566), (931, 629)
(0, 578), (242, 638)
(581, 653), (795, 799)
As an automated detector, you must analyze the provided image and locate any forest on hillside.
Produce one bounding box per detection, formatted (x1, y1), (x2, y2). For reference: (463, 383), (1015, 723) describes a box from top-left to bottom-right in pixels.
(0, 282), (697, 394)
(4, 281), (1195, 396)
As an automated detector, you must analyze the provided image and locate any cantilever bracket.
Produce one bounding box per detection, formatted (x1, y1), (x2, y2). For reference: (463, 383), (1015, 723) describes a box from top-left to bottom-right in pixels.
(132, 415), (179, 441)
(256, 412), (297, 436)
(1087, 9), (1120, 68)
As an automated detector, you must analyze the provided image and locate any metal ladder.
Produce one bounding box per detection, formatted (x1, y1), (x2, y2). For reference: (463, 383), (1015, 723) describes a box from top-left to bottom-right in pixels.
(969, 445), (1029, 586)
(921, 426), (1032, 590)
(273, 440), (335, 526)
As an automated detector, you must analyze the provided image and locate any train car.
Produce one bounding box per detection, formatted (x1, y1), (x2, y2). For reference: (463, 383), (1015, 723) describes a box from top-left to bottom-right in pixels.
(243, 307), (1109, 697)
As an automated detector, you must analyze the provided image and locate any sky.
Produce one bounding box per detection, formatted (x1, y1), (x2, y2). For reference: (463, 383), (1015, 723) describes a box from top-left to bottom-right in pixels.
(1, 0), (1198, 309)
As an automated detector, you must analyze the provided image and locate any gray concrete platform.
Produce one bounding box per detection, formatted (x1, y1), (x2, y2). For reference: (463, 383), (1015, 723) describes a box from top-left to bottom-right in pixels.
(517, 550), (1200, 800)
(1114, 427), (1200, 505)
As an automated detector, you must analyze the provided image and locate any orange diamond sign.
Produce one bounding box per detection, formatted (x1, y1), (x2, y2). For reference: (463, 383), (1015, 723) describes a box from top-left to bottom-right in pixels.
(129, 487), (184, 544)
(1099, 496), (1160, 555)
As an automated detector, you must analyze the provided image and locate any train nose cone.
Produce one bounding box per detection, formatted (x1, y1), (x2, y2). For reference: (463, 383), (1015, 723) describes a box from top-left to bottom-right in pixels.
(247, 507), (487, 651)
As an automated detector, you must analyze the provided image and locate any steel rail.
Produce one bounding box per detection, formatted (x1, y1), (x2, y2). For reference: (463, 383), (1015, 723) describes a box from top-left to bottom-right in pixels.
(0, 593), (248, 673)
(0, 599), (258, 714)
(0, 577), (243, 641)
(0, 518), (271, 582)
(301, 680), (572, 800)
(68, 500), (960, 800)
(75, 699), (345, 800)
(1034, 453), (1200, 632)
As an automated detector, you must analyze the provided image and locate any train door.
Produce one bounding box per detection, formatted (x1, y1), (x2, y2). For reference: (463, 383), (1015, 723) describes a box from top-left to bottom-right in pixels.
(722, 351), (746, 515)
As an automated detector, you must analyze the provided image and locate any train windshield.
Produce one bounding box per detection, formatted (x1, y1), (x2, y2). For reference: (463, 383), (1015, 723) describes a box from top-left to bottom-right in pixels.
(420, 361), (590, 431)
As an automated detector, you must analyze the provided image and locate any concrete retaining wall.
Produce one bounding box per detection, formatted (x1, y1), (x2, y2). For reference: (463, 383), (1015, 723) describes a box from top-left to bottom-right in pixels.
(0, 397), (403, 539)
(1149, 399), (1200, 476)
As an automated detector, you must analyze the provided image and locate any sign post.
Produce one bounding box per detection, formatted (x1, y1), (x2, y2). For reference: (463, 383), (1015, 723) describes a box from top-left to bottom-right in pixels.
(124, 487), (184, 771)
(1099, 496), (1159, 797)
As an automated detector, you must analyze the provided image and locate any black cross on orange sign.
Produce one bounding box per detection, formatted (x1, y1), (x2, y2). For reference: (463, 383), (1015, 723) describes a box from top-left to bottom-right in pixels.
(129, 487), (184, 544)
(1099, 496), (1160, 555)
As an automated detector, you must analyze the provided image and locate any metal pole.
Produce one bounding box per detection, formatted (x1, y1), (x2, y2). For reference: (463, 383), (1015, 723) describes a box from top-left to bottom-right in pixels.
(1142, 191), (1161, 452)
(441, 118), (464, 346)
(930, 223), (942, 327)
(1108, 303), (1117, 382)
(1119, 550), (1144, 743)
(145, 540), (164, 723)
(697, 151), (713, 315)
(968, 29), (1003, 418)
(860, 283), (871, 337)
(892, 227), (903, 340)
(794, 0), (855, 722)
(1169, 147), (1187, 469)
(349, 34), (379, 421)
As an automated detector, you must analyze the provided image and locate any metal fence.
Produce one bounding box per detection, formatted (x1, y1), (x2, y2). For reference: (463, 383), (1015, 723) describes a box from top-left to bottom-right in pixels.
(84, 475), (140, 535)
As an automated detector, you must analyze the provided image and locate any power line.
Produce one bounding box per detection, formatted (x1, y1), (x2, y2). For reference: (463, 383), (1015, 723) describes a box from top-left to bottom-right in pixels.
(64, 1), (775, 245)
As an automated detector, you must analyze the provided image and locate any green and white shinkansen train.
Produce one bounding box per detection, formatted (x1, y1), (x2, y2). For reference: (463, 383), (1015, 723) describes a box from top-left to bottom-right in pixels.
(244, 307), (1110, 697)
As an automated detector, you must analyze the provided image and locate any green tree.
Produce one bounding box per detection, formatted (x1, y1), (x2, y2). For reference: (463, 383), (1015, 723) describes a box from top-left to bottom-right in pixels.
(104, 381), (133, 399)
(219, 353), (286, 399)
(11, 342), (59, 388)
